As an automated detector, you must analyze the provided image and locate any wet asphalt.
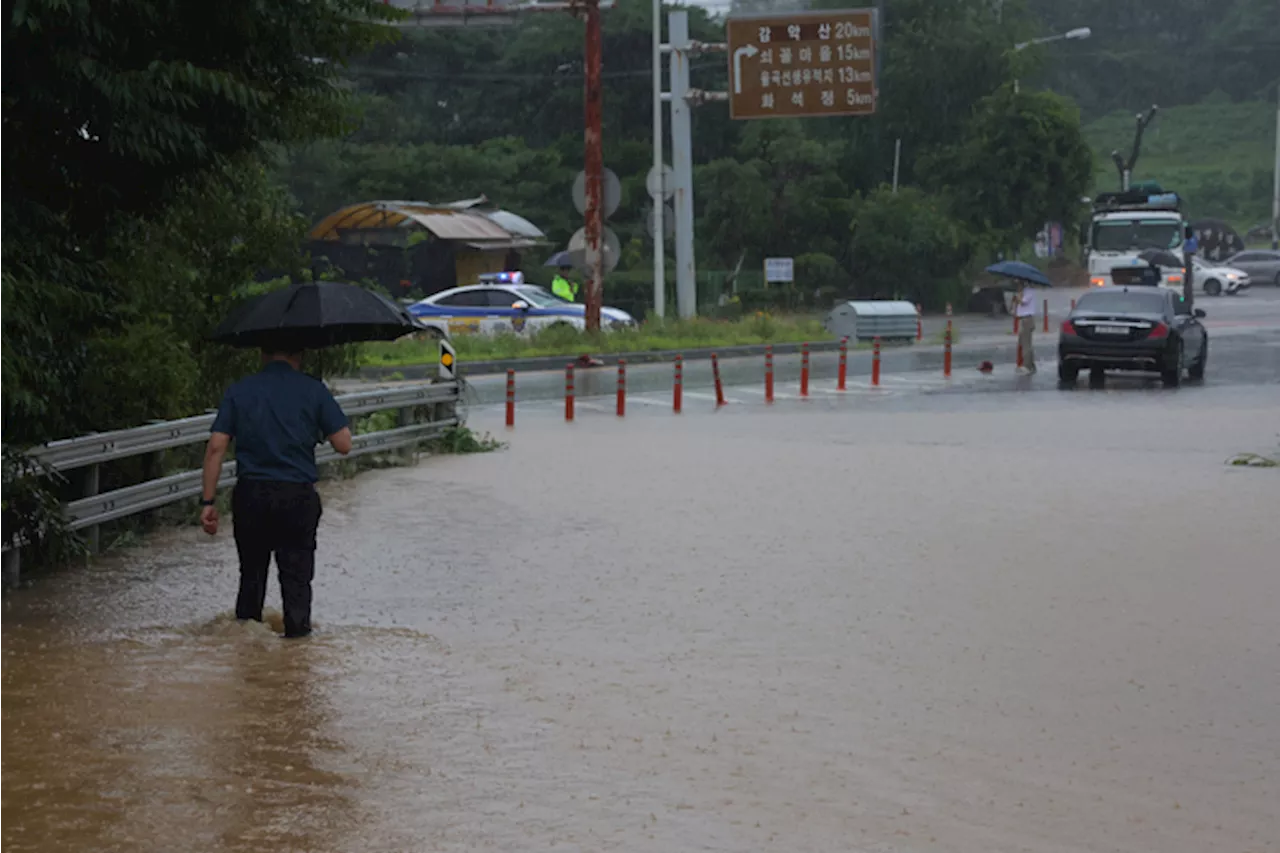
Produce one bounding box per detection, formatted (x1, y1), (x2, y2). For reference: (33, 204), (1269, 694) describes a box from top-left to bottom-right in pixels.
(3, 286), (1279, 852)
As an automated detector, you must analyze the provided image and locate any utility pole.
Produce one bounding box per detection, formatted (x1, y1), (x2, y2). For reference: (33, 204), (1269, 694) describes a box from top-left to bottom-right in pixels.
(669, 10), (696, 319)
(582, 0), (604, 331)
(651, 0), (665, 316)
(1111, 105), (1158, 192)
(1272, 82), (1279, 250)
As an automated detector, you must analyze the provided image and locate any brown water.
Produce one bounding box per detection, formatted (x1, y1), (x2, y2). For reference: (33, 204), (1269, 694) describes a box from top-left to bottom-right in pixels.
(5, 388), (1279, 852)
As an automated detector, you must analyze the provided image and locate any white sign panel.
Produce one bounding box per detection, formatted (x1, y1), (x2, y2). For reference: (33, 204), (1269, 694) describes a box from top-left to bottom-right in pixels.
(764, 257), (795, 283)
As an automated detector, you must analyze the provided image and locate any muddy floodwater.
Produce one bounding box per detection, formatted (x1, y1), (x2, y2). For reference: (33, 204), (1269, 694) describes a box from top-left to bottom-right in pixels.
(5, 386), (1279, 852)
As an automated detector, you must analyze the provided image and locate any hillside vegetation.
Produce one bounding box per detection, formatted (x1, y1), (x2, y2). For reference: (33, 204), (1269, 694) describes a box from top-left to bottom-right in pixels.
(1082, 98), (1276, 230)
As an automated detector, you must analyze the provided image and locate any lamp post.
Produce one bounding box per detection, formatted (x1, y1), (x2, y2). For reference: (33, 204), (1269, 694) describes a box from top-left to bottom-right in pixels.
(1012, 26), (1091, 93)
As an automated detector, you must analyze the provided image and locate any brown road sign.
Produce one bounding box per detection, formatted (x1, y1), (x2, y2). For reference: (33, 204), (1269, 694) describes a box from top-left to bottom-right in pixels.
(726, 8), (877, 121)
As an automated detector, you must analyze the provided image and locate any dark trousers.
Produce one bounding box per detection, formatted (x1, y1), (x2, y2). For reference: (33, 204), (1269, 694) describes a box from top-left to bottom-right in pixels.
(232, 480), (322, 637)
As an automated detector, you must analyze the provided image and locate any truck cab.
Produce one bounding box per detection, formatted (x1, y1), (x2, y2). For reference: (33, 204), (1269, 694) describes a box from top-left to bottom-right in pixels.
(1085, 186), (1187, 291)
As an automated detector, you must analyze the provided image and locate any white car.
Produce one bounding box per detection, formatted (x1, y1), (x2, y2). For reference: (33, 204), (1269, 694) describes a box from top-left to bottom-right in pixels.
(1192, 257), (1250, 296)
(408, 273), (636, 338)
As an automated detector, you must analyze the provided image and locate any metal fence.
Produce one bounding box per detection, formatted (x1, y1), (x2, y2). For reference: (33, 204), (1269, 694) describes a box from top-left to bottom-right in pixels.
(4, 380), (462, 569)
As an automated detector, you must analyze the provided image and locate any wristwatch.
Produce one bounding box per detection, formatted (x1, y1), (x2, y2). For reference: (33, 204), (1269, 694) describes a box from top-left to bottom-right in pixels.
(200, 498), (216, 507)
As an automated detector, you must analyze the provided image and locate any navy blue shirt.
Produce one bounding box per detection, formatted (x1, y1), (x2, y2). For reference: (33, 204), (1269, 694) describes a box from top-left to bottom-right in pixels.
(211, 361), (349, 484)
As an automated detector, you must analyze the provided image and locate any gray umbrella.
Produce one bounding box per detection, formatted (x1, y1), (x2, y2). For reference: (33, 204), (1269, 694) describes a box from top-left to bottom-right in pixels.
(544, 250), (574, 268)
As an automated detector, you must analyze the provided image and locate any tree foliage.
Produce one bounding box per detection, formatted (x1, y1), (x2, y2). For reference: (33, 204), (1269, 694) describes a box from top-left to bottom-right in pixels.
(922, 87), (1095, 251)
(3, 0), (396, 446)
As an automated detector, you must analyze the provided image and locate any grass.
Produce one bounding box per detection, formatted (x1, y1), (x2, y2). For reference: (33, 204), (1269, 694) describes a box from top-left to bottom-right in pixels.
(1082, 98), (1277, 231)
(360, 313), (832, 367)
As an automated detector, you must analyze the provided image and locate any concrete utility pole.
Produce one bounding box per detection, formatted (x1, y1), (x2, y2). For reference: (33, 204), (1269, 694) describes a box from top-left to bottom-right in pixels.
(1272, 82), (1279, 250)
(582, 0), (604, 331)
(668, 10), (696, 319)
(651, 0), (665, 316)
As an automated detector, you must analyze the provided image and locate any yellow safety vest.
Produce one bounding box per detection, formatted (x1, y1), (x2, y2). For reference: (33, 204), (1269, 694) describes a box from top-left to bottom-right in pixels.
(552, 275), (578, 302)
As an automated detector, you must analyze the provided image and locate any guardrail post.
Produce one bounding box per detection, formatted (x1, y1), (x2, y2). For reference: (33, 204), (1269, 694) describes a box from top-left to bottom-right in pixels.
(397, 406), (415, 461)
(84, 464), (101, 555)
(3, 548), (19, 588)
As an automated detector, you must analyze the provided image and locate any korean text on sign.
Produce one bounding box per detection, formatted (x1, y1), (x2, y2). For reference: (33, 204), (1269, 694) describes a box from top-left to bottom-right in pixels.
(726, 9), (878, 121)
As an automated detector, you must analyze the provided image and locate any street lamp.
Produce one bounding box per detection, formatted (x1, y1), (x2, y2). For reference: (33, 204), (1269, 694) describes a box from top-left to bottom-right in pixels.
(1012, 26), (1091, 93)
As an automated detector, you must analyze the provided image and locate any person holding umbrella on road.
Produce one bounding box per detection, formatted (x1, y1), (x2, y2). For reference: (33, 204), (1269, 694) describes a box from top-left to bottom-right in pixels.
(1013, 280), (1038, 374)
(200, 281), (422, 638)
(985, 260), (1052, 376)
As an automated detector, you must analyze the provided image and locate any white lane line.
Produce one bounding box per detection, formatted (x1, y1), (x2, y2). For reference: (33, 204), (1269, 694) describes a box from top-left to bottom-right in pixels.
(682, 391), (746, 405)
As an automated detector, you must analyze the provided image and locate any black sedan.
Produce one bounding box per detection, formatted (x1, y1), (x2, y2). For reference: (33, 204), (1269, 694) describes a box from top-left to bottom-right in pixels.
(1058, 287), (1208, 387)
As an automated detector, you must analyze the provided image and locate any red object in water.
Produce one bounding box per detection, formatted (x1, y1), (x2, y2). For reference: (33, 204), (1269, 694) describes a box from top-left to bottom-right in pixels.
(565, 364), (575, 422)
(616, 359), (626, 416)
(944, 321), (953, 378)
(837, 337), (848, 390)
(673, 355), (683, 414)
(505, 369), (515, 428)
(711, 353), (725, 406)
(764, 345), (774, 404)
(800, 342), (810, 397)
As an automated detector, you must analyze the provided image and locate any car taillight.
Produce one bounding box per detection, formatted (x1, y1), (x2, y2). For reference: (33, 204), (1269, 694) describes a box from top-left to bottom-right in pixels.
(1167, 273), (1183, 284)
(1060, 320), (1076, 335)
(1148, 322), (1169, 339)
(1090, 277), (1105, 287)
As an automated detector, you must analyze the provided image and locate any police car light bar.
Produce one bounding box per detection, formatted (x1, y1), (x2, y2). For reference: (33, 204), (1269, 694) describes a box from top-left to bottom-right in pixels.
(479, 271), (524, 284)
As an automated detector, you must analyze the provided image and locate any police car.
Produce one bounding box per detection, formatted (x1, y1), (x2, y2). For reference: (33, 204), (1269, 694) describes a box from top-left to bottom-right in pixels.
(408, 272), (637, 338)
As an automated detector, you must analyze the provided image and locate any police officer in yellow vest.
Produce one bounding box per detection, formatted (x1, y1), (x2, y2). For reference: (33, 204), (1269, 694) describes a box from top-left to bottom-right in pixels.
(551, 265), (579, 302)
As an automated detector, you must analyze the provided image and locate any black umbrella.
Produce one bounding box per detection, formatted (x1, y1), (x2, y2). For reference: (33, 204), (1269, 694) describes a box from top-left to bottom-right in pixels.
(1137, 248), (1184, 268)
(211, 281), (423, 350)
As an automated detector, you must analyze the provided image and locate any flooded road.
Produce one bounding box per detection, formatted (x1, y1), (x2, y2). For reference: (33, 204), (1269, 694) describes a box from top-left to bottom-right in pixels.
(5, 377), (1280, 851)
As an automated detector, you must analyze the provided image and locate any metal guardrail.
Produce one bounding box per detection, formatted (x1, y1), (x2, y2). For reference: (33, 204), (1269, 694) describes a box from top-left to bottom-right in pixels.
(7, 380), (462, 550)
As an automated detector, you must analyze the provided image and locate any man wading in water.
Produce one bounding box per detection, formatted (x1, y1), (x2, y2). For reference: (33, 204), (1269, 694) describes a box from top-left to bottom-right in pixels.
(199, 349), (352, 638)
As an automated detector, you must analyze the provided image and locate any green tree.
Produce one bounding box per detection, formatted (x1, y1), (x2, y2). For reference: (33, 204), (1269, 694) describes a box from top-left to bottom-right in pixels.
(849, 186), (976, 309)
(921, 87), (1094, 252)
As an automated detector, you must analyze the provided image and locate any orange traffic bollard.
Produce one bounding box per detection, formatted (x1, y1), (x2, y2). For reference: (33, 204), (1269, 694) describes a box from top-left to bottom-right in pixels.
(871, 337), (881, 387)
(915, 304), (923, 341)
(505, 369), (515, 428)
(764, 345), (774, 404)
(1043, 298), (1049, 333)
(564, 364), (575, 422)
(944, 320), (953, 378)
(1071, 297), (1077, 311)
(711, 353), (725, 407)
(837, 336), (848, 391)
(616, 359), (626, 417)
(800, 342), (810, 397)
(673, 355), (683, 414)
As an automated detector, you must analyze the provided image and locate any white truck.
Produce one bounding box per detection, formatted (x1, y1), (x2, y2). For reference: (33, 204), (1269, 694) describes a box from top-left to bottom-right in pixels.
(1085, 186), (1187, 290)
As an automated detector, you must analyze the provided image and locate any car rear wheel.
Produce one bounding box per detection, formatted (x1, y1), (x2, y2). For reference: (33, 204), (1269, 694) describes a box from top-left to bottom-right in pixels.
(1188, 340), (1207, 380)
(1161, 342), (1183, 387)
(1057, 363), (1079, 383)
(1203, 278), (1222, 296)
